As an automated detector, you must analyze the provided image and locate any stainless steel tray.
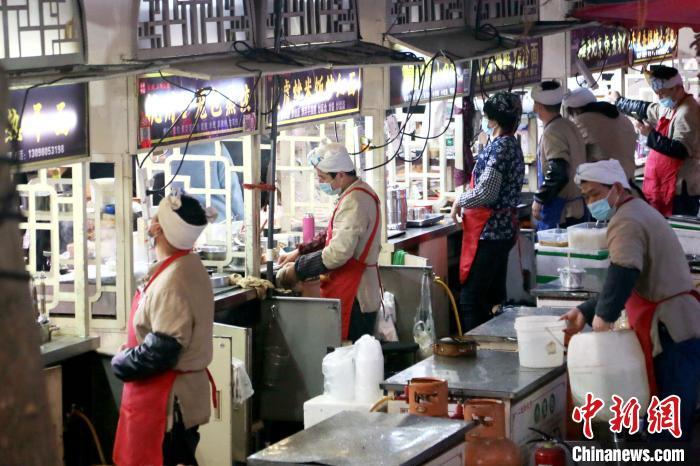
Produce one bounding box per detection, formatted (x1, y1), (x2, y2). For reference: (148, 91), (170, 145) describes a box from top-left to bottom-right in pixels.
(406, 214), (444, 228)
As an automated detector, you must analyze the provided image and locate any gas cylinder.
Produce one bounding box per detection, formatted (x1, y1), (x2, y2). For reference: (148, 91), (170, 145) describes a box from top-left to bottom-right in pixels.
(533, 441), (566, 466)
(407, 377), (448, 417)
(463, 398), (521, 466)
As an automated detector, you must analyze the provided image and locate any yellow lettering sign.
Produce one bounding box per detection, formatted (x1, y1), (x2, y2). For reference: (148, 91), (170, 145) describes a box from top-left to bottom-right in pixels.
(54, 102), (70, 136)
(5, 108), (22, 143)
(32, 103), (42, 142)
(292, 79), (303, 102)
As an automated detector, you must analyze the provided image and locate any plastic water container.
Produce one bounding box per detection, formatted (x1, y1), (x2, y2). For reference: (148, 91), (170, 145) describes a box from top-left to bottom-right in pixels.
(354, 335), (384, 403)
(568, 330), (650, 422)
(322, 345), (355, 401)
(514, 316), (566, 368)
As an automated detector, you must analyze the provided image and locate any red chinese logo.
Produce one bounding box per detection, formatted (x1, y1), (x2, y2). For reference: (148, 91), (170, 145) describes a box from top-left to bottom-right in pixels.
(609, 395), (641, 435)
(572, 392), (605, 439)
(647, 395), (682, 439)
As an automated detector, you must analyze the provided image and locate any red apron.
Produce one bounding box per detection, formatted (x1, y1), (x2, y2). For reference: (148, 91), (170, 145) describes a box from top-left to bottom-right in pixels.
(320, 186), (381, 340)
(625, 289), (700, 397)
(643, 96), (688, 217)
(458, 178), (517, 284)
(113, 250), (217, 466)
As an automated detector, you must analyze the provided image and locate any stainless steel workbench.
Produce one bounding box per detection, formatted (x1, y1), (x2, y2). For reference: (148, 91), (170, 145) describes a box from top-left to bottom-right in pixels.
(247, 411), (473, 466)
(382, 350), (565, 400)
(41, 335), (100, 366)
(388, 218), (462, 250)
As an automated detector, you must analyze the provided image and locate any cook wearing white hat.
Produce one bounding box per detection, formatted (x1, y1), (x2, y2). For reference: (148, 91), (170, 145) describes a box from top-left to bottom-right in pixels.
(563, 87), (597, 109)
(563, 158), (700, 442)
(277, 141), (383, 343)
(531, 80), (587, 231)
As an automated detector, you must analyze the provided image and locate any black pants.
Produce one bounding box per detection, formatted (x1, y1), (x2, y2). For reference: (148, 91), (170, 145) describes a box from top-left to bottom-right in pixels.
(348, 299), (377, 342)
(673, 182), (700, 217)
(162, 402), (200, 466)
(459, 239), (514, 332)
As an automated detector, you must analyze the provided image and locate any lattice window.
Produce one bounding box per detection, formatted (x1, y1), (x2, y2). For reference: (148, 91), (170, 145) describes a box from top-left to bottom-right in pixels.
(470, 0), (536, 25)
(265, 0), (358, 46)
(137, 0), (254, 59)
(0, 0), (83, 69)
(388, 0), (465, 33)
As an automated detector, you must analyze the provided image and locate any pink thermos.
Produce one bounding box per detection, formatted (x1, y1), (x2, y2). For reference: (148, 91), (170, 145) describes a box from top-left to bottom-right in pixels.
(302, 213), (315, 243)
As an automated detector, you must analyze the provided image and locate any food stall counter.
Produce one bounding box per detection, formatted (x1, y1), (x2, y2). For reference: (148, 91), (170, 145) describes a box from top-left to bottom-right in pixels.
(247, 411), (474, 466)
(387, 218), (462, 250)
(41, 335), (100, 366)
(531, 274), (601, 309)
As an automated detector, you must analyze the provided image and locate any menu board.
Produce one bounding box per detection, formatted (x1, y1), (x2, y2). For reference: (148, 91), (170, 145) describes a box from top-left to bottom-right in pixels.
(6, 83), (88, 164)
(138, 75), (257, 149)
(265, 67), (361, 127)
(476, 38), (542, 92)
(389, 60), (468, 107)
(571, 26), (629, 73)
(629, 26), (677, 65)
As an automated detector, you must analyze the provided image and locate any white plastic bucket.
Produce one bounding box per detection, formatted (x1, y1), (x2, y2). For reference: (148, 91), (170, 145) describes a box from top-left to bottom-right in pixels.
(514, 316), (566, 368)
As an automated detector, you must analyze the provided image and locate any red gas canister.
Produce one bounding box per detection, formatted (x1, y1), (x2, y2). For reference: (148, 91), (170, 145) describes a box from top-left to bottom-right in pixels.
(533, 441), (566, 466)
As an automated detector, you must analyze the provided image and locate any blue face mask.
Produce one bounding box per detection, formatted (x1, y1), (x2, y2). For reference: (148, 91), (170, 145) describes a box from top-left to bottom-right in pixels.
(660, 97), (675, 108)
(481, 117), (494, 136)
(319, 182), (340, 196)
(587, 190), (617, 221)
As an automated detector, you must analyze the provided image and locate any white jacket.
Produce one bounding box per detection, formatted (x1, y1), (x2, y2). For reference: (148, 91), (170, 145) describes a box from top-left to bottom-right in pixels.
(322, 179), (382, 313)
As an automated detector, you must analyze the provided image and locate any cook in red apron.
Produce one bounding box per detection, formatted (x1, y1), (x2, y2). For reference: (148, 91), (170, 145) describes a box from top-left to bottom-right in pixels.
(113, 250), (217, 466)
(625, 289), (700, 396)
(459, 177), (517, 284)
(320, 187), (381, 340)
(643, 95), (689, 217)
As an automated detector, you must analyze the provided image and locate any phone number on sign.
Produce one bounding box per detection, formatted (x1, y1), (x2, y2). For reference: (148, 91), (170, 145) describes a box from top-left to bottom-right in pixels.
(24, 145), (66, 160)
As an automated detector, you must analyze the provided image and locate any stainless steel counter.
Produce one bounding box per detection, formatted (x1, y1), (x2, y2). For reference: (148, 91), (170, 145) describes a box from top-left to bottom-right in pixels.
(466, 306), (568, 342)
(247, 411), (473, 466)
(388, 218), (462, 249)
(382, 350), (565, 400)
(41, 335), (100, 366)
(531, 275), (601, 300)
(214, 286), (259, 311)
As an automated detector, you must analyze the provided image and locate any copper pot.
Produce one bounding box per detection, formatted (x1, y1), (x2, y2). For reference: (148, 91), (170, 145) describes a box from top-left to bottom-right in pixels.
(463, 398), (506, 438)
(464, 436), (521, 466)
(407, 377), (448, 417)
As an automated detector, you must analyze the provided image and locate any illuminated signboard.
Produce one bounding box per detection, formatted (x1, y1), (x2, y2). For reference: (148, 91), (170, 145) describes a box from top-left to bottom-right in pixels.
(265, 67), (361, 127)
(571, 26), (628, 73)
(138, 75), (256, 149)
(389, 60), (468, 107)
(629, 26), (677, 65)
(6, 83), (88, 164)
(476, 38), (542, 92)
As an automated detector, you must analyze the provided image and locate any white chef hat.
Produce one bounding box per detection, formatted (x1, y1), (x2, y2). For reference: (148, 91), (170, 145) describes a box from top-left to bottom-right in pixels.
(307, 142), (355, 173)
(563, 88), (597, 108)
(156, 194), (217, 250)
(645, 66), (684, 91)
(531, 81), (565, 105)
(574, 159), (631, 190)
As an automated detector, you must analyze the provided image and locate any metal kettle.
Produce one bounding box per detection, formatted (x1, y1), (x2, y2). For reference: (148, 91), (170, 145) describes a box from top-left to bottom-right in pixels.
(386, 186), (407, 231)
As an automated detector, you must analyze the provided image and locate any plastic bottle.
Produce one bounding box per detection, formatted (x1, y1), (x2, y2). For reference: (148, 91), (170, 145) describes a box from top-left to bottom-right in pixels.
(354, 335), (384, 403)
(413, 271), (436, 359)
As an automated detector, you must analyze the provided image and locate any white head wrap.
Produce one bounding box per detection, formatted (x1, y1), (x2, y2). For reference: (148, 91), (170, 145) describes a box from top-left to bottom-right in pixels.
(307, 142), (355, 173)
(574, 159), (631, 190)
(647, 73), (683, 92)
(563, 88), (597, 109)
(531, 81), (565, 105)
(156, 194), (217, 250)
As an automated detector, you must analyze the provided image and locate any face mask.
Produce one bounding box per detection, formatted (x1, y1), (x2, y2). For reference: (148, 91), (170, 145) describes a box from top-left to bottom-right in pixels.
(319, 182), (340, 196)
(659, 97), (675, 108)
(481, 117), (494, 136)
(587, 190), (618, 221)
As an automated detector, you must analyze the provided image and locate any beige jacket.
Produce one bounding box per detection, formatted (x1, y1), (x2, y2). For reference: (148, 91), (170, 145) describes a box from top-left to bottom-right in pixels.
(647, 97), (700, 195)
(573, 112), (637, 180)
(539, 117), (586, 221)
(135, 252), (214, 429)
(322, 179), (382, 313)
(608, 199), (700, 356)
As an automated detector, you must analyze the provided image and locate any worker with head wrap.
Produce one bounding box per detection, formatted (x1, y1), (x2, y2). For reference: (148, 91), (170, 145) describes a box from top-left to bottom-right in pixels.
(451, 92), (525, 331)
(277, 143), (382, 342)
(111, 194), (218, 466)
(561, 160), (700, 442)
(612, 65), (700, 217)
(563, 87), (638, 183)
(530, 80), (587, 230)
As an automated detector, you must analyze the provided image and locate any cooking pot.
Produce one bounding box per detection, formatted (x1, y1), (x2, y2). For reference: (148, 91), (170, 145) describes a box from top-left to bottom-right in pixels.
(387, 186), (407, 230)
